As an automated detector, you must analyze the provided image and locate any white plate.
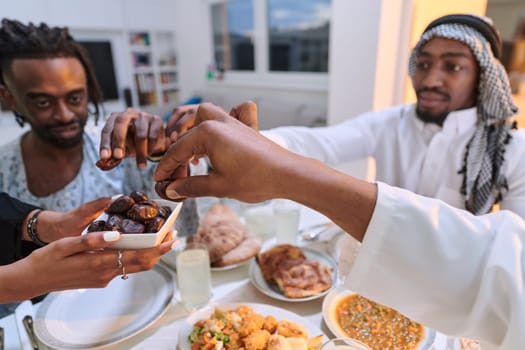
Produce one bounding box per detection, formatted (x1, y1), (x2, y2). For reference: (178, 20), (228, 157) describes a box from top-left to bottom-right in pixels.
(34, 264), (175, 350)
(322, 287), (436, 350)
(178, 302), (327, 350)
(249, 246), (337, 302)
(210, 257), (253, 271)
(82, 198), (183, 250)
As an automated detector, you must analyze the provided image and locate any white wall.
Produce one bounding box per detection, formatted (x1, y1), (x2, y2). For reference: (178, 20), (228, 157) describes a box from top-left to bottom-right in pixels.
(171, 0), (211, 103)
(1, 0), (177, 30)
(325, 0), (412, 180)
(0, 0), (180, 121)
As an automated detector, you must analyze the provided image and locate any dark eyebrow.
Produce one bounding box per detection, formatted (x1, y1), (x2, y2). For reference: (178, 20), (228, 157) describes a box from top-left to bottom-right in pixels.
(417, 50), (470, 59)
(26, 92), (52, 99)
(26, 88), (85, 99)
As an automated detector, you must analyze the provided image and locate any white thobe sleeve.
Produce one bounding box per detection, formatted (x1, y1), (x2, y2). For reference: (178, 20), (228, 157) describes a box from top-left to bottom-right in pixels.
(259, 109), (387, 165)
(347, 182), (525, 350)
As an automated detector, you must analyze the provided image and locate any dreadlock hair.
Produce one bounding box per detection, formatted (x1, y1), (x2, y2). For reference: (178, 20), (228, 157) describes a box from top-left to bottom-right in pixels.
(0, 18), (103, 126)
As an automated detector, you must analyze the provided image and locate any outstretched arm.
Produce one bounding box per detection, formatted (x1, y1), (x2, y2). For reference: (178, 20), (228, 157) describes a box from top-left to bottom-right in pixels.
(153, 102), (525, 348)
(154, 102), (376, 241)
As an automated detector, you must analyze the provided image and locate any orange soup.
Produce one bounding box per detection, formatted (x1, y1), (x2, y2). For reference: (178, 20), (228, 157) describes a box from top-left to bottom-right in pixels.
(335, 294), (425, 350)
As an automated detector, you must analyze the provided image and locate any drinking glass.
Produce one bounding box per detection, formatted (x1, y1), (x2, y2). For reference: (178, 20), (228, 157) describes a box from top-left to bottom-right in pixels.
(273, 199), (301, 245)
(242, 202), (275, 239)
(176, 242), (212, 311)
(320, 338), (371, 350)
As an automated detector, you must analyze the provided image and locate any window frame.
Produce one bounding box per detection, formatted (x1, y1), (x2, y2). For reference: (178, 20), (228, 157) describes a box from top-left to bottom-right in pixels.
(207, 0), (329, 91)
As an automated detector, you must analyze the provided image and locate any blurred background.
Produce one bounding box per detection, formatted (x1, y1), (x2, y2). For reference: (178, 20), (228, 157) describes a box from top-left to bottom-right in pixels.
(1, 0), (524, 180)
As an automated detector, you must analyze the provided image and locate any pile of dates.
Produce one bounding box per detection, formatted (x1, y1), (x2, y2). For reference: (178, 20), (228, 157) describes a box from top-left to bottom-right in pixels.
(87, 191), (172, 234)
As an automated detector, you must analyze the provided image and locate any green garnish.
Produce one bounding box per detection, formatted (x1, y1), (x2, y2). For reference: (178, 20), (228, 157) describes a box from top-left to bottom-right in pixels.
(188, 326), (202, 343)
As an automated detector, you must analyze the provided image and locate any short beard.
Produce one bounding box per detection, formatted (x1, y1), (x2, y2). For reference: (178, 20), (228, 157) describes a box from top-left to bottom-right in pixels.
(415, 107), (448, 126)
(31, 118), (87, 149)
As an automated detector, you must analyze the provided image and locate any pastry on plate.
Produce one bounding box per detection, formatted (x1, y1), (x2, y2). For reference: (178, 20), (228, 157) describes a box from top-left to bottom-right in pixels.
(273, 259), (333, 298)
(256, 244), (306, 282)
(190, 203), (261, 266)
(214, 232), (262, 267)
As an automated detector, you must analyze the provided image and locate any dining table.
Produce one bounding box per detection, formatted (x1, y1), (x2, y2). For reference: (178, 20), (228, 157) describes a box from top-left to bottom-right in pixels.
(0, 204), (458, 350)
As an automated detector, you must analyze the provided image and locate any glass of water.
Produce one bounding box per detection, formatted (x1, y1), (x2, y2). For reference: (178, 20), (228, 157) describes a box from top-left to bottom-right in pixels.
(273, 199), (301, 245)
(176, 242), (212, 311)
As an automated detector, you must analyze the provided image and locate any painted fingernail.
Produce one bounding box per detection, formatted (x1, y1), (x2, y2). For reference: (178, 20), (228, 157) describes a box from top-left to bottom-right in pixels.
(103, 231), (120, 242)
(100, 149), (109, 159)
(114, 148), (124, 158)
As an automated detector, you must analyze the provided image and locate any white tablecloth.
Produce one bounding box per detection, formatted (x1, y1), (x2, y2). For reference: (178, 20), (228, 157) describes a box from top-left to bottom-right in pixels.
(0, 205), (454, 350)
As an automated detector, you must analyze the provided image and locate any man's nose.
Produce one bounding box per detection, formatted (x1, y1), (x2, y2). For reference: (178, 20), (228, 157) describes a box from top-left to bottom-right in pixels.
(55, 100), (75, 121)
(421, 66), (444, 88)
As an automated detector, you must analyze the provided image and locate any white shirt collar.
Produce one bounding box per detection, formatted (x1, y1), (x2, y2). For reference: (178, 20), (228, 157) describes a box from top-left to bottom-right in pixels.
(411, 106), (477, 143)
(441, 107), (477, 135)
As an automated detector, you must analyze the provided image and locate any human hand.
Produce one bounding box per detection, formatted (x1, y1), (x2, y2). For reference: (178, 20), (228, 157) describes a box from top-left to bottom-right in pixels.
(34, 197), (112, 243)
(97, 108), (169, 170)
(8, 230), (175, 302)
(154, 102), (299, 203)
(166, 104), (200, 141)
(166, 102), (258, 142)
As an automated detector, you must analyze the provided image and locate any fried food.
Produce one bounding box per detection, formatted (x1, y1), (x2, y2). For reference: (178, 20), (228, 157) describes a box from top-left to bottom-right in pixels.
(256, 244), (333, 299)
(273, 259), (333, 298)
(262, 315), (278, 334)
(239, 311), (265, 338)
(306, 335), (323, 350)
(243, 329), (271, 350)
(187, 306), (323, 350)
(276, 319), (309, 338)
(256, 244), (306, 282)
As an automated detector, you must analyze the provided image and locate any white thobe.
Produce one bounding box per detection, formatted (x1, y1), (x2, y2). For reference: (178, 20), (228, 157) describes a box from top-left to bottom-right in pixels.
(262, 104), (525, 218)
(349, 182), (525, 350)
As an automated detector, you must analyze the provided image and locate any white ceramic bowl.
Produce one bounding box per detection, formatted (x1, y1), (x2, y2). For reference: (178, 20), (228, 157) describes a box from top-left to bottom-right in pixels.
(82, 198), (183, 249)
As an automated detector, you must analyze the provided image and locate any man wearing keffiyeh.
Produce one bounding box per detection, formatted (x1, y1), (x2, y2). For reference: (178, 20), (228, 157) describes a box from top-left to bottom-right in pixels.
(408, 14), (519, 215)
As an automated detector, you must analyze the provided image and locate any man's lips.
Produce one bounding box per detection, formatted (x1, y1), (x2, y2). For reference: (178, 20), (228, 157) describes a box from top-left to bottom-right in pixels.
(48, 123), (81, 137)
(417, 91), (449, 108)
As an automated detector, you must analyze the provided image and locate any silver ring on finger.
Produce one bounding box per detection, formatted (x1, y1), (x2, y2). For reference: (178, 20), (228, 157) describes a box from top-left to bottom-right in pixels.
(121, 265), (128, 280)
(117, 250), (123, 268)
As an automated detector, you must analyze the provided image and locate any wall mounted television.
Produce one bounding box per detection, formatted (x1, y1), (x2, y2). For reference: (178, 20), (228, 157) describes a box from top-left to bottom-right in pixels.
(78, 41), (119, 101)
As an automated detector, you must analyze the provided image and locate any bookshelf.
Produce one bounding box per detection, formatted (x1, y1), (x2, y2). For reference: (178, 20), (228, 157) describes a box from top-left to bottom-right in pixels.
(128, 31), (179, 109)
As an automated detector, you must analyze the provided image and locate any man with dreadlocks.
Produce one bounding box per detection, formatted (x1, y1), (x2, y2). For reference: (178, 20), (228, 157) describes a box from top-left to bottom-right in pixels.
(0, 19), (199, 238)
(172, 13), (525, 219)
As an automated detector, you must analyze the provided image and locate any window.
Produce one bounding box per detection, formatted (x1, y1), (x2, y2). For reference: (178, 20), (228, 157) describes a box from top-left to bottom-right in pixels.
(210, 0), (331, 75)
(211, 0), (255, 71)
(268, 0), (330, 72)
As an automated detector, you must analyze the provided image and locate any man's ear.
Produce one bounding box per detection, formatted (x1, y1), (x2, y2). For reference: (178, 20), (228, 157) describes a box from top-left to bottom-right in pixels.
(0, 84), (15, 110)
